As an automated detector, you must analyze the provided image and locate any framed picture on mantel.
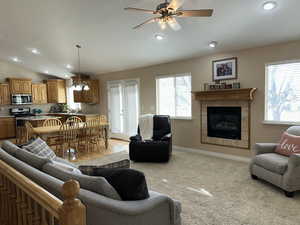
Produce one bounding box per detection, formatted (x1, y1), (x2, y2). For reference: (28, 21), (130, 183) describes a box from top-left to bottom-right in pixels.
(212, 57), (238, 81)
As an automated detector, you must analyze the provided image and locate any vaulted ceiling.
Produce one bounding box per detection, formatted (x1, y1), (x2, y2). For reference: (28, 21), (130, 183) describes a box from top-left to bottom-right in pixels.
(0, 0), (299, 78)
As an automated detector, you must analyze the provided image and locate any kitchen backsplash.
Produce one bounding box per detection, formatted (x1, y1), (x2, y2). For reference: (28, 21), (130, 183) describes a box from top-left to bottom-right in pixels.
(0, 104), (55, 116)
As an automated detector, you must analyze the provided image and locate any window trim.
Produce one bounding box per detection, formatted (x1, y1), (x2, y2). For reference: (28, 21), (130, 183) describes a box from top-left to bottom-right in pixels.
(156, 73), (192, 119)
(264, 59), (300, 125)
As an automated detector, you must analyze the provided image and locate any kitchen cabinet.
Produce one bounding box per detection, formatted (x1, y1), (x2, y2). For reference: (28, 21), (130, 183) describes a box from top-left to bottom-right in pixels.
(9, 78), (32, 94)
(46, 80), (66, 103)
(32, 83), (48, 104)
(0, 117), (16, 139)
(74, 80), (100, 104)
(0, 83), (11, 105)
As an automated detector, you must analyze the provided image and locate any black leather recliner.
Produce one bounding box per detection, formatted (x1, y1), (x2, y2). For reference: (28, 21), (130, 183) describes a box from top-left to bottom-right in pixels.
(129, 115), (172, 162)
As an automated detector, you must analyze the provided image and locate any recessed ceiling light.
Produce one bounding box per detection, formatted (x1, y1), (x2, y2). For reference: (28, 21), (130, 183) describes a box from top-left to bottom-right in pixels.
(155, 34), (165, 41)
(31, 48), (40, 55)
(209, 41), (218, 48)
(66, 64), (73, 69)
(44, 70), (49, 74)
(263, 1), (277, 10)
(12, 57), (20, 62)
(65, 75), (69, 78)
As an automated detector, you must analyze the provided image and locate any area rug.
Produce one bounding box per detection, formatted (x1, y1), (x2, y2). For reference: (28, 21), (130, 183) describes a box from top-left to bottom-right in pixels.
(77, 150), (300, 225)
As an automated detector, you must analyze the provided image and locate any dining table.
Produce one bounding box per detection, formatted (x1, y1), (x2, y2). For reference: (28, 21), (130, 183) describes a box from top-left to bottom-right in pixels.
(32, 122), (110, 149)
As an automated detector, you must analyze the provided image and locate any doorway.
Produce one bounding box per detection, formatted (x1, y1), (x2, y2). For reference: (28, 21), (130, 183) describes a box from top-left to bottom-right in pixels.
(107, 79), (140, 140)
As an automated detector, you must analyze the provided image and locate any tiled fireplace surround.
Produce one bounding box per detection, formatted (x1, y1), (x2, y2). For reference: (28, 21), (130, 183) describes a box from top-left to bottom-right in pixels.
(201, 101), (250, 149)
(193, 88), (257, 149)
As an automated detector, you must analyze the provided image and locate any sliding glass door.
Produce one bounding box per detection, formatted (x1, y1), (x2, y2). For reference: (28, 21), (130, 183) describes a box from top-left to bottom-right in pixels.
(107, 79), (139, 140)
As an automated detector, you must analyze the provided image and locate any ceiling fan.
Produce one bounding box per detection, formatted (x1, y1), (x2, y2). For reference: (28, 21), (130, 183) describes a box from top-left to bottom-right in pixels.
(124, 0), (213, 31)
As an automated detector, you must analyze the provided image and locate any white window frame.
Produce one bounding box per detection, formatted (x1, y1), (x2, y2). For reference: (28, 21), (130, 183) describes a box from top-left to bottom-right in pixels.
(156, 73), (192, 120)
(264, 59), (300, 125)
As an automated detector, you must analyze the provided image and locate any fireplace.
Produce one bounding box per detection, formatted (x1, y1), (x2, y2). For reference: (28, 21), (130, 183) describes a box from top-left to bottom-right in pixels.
(207, 107), (242, 140)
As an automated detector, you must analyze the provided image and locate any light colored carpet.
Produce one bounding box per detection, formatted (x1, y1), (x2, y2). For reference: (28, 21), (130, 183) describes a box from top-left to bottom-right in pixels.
(77, 150), (300, 225)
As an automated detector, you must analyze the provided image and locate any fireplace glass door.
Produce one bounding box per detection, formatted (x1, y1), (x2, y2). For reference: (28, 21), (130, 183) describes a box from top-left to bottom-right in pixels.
(207, 107), (242, 140)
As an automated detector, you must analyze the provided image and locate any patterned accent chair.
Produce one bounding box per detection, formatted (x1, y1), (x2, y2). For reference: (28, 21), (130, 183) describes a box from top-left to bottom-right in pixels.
(250, 126), (300, 197)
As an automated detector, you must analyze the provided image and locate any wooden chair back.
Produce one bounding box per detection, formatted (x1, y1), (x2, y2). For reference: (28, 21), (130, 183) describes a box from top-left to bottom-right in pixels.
(25, 121), (35, 141)
(66, 116), (83, 124)
(0, 159), (86, 225)
(59, 123), (81, 144)
(99, 115), (107, 123)
(43, 118), (62, 127)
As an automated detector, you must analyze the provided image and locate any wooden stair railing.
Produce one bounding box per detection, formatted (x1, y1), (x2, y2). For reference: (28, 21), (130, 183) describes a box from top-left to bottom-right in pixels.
(0, 159), (86, 225)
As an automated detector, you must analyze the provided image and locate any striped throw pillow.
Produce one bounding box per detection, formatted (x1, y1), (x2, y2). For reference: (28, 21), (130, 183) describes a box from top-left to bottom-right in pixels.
(22, 137), (56, 160)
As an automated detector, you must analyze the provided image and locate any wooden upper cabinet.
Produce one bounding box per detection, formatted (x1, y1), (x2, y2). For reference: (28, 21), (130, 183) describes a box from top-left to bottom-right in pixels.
(9, 78), (32, 94)
(46, 79), (66, 103)
(0, 83), (11, 105)
(32, 83), (48, 104)
(74, 80), (100, 104)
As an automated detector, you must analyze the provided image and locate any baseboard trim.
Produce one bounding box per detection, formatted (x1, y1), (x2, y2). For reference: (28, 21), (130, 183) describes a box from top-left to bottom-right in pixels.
(173, 145), (251, 163)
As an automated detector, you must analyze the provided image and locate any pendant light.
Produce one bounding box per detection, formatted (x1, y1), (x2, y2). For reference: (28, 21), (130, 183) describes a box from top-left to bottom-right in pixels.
(72, 44), (90, 91)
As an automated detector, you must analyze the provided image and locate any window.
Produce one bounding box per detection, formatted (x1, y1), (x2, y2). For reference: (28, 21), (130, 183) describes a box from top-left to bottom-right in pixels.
(265, 60), (300, 124)
(156, 73), (191, 119)
(66, 84), (81, 111)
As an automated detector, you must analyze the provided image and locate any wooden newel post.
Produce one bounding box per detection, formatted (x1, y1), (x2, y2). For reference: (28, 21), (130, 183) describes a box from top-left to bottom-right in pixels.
(58, 180), (86, 225)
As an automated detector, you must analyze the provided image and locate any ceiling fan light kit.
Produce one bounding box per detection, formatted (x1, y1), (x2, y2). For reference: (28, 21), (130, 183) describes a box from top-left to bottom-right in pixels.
(125, 0), (213, 31)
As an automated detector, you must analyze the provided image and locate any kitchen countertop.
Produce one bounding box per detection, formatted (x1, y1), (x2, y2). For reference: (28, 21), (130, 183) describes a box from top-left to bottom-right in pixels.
(46, 113), (100, 116)
(16, 116), (61, 121)
(0, 115), (15, 118)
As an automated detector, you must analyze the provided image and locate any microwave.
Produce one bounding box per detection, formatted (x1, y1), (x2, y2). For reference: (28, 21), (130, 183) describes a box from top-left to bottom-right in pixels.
(11, 94), (33, 105)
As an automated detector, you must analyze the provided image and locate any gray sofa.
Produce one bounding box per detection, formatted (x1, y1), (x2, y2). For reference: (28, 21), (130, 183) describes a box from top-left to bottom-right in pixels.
(249, 126), (300, 197)
(0, 141), (181, 225)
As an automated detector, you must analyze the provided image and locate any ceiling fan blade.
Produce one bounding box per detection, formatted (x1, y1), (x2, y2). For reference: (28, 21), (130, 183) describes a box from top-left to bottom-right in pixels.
(133, 17), (159, 29)
(168, 0), (185, 11)
(124, 7), (156, 14)
(167, 17), (182, 31)
(176, 9), (213, 17)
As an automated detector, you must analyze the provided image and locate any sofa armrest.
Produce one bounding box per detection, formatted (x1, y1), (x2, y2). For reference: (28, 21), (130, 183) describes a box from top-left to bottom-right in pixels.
(80, 190), (181, 225)
(288, 154), (300, 169)
(254, 143), (278, 155)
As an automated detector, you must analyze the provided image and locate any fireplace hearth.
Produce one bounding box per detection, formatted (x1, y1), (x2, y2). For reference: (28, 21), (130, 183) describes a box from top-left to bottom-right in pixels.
(207, 107), (242, 140)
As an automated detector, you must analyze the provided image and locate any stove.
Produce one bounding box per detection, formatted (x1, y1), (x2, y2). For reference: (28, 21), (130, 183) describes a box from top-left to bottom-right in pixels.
(10, 107), (35, 127)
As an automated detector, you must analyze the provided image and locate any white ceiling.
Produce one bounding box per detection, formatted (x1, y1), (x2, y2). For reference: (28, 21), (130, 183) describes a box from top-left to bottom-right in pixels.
(0, 0), (299, 78)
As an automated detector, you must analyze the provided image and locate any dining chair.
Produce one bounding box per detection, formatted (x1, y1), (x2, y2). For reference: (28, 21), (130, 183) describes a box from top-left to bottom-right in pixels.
(43, 118), (63, 153)
(85, 119), (103, 153)
(65, 116), (83, 124)
(24, 122), (35, 143)
(58, 123), (81, 160)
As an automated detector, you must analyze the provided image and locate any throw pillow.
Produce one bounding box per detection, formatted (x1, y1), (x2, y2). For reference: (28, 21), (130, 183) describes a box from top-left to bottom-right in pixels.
(82, 168), (149, 201)
(275, 132), (300, 156)
(22, 138), (56, 160)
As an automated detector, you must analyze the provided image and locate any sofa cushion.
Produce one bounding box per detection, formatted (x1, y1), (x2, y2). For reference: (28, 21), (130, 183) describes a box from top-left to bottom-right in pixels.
(42, 162), (121, 200)
(51, 161), (82, 174)
(53, 156), (78, 168)
(275, 132), (300, 156)
(1, 140), (21, 156)
(22, 137), (56, 160)
(253, 153), (288, 175)
(15, 148), (52, 170)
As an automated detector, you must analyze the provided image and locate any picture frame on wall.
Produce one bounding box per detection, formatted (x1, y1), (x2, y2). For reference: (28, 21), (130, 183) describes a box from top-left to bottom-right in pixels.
(212, 57), (238, 81)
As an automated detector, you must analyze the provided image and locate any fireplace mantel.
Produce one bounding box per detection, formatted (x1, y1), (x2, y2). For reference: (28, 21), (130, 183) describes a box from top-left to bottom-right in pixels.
(193, 88), (257, 102)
